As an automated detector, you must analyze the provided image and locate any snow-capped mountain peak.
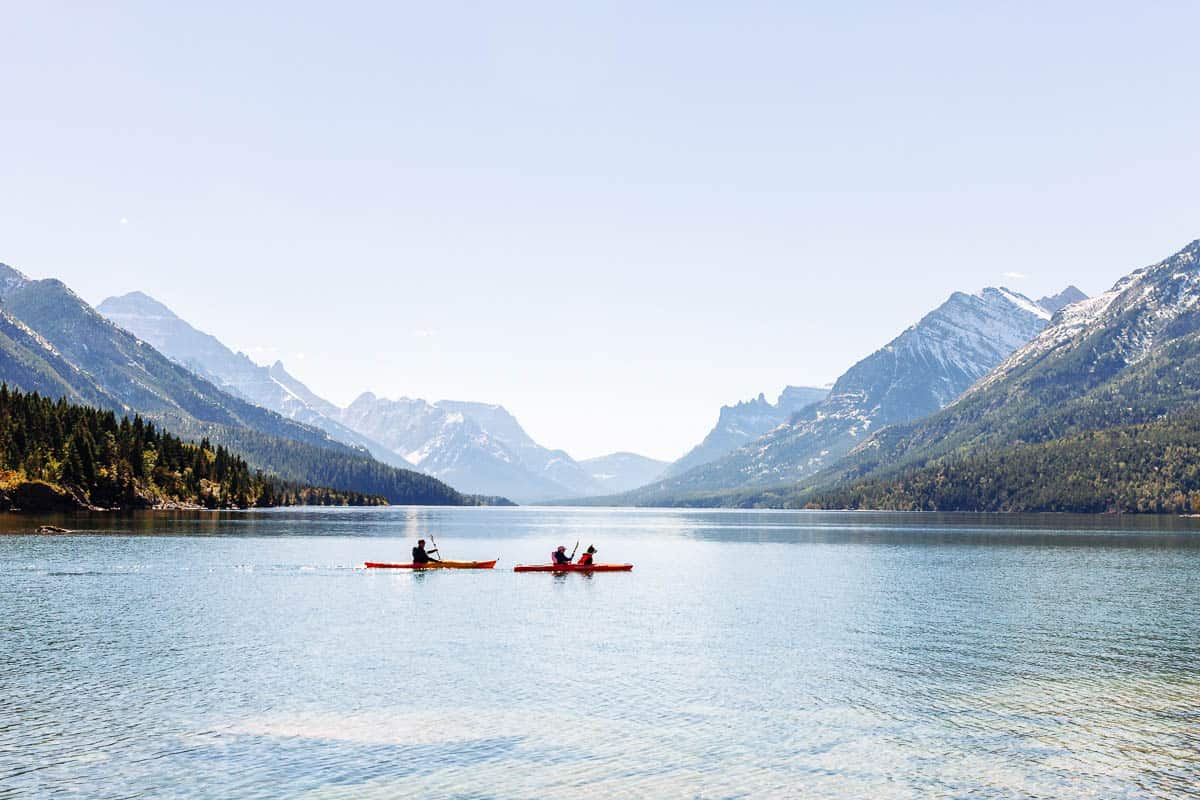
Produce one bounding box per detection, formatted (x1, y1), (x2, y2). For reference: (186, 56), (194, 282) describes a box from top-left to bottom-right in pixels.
(336, 393), (605, 502)
(971, 240), (1200, 396)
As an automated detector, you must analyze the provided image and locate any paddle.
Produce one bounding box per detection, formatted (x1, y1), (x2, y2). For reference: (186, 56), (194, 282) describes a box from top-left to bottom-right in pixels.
(428, 532), (442, 562)
(570, 540), (579, 563)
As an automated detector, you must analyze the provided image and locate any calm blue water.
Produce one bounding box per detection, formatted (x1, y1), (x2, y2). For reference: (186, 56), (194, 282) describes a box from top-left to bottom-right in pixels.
(2, 507), (1199, 799)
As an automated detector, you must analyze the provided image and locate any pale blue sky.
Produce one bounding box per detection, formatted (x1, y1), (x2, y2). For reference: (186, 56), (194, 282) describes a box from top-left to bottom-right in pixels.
(3, 2), (1199, 460)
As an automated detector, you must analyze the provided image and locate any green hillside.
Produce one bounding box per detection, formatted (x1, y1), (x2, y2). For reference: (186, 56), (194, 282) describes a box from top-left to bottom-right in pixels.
(0, 385), (384, 511)
(806, 410), (1200, 513)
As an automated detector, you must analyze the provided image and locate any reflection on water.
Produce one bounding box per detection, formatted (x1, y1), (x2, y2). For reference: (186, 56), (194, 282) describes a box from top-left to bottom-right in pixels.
(2, 507), (1199, 798)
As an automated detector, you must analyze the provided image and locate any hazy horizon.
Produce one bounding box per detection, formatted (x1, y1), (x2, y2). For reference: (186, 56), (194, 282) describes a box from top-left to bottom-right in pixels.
(4, 2), (1199, 460)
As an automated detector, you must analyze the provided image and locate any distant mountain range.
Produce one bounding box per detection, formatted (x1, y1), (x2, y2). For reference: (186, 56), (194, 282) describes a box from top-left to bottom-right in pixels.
(98, 291), (661, 503)
(579, 452), (668, 494)
(338, 393), (605, 502)
(0, 265), (476, 505)
(21, 239), (1195, 516)
(606, 285), (1071, 503)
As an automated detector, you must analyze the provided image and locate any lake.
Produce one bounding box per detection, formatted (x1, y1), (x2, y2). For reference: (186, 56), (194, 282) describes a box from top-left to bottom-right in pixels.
(2, 507), (1199, 799)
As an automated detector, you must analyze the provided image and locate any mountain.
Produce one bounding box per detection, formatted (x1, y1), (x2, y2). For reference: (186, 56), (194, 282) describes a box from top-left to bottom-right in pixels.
(621, 286), (1064, 502)
(0, 310), (112, 409)
(0, 264), (27, 297)
(97, 290), (605, 503)
(579, 452), (669, 494)
(0, 264), (479, 505)
(666, 386), (829, 477)
(435, 400), (600, 494)
(96, 291), (406, 467)
(96, 291), (247, 386)
(6, 277), (345, 450)
(1036, 285), (1088, 314)
(266, 360), (341, 418)
(338, 394), (602, 502)
(772, 239), (1200, 509)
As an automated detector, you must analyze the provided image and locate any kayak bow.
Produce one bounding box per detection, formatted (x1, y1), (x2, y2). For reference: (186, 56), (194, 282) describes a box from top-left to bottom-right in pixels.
(365, 560), (497, 570)
(513, 563), (633, 573)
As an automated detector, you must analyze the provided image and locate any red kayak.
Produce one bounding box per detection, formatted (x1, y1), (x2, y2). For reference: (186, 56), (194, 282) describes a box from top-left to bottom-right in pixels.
(513, 563), (633, 573)
(365, 560), (497, 570)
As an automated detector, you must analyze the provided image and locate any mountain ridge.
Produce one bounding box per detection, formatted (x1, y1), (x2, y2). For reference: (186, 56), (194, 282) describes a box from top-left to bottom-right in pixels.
(604, 285), (1068, 504)
(1036, 285), (1088, 314)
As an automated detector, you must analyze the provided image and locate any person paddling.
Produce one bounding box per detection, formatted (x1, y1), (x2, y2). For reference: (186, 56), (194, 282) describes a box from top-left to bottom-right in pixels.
(412, 538), (440, 564)
(552, 545), (572, 566)
(577, 545), (597, 566)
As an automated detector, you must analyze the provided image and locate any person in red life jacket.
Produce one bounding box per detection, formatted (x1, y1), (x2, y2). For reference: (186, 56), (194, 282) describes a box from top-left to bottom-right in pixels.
(412, 539), (440, 564)
(577, 545), (597, 566)
(552, 545), (572, 566)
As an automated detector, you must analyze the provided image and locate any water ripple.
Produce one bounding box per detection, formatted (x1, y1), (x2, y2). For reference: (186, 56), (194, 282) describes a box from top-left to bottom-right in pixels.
(2, 508), (1199, 798)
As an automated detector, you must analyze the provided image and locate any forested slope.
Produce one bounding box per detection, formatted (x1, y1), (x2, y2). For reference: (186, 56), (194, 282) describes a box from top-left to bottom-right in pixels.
(806, 410), (1200, 514)
(0, 385), (384, 511)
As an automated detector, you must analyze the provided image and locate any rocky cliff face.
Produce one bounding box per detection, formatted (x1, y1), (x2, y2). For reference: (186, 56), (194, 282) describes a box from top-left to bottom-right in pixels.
(665, 386), (829, 478)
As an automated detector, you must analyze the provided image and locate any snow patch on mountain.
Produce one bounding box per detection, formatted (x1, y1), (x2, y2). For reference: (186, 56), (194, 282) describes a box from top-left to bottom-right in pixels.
(998, 287), (1052, 320)
(968, 248), (1200, 397)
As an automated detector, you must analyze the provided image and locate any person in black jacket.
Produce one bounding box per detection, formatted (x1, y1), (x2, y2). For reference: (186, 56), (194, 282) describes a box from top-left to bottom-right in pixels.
(412, 539), (440, 564)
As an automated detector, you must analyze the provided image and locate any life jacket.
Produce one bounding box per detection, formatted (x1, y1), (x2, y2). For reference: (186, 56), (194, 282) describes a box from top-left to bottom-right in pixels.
(578, 553), (594, 566)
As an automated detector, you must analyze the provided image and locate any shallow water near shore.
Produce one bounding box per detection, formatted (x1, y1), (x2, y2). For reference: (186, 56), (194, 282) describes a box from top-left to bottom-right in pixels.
(3, 507), (1200, 799)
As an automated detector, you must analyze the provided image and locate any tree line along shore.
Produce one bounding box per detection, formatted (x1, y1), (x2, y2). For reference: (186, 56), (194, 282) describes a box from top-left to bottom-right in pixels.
(0, 384), (386, 512)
